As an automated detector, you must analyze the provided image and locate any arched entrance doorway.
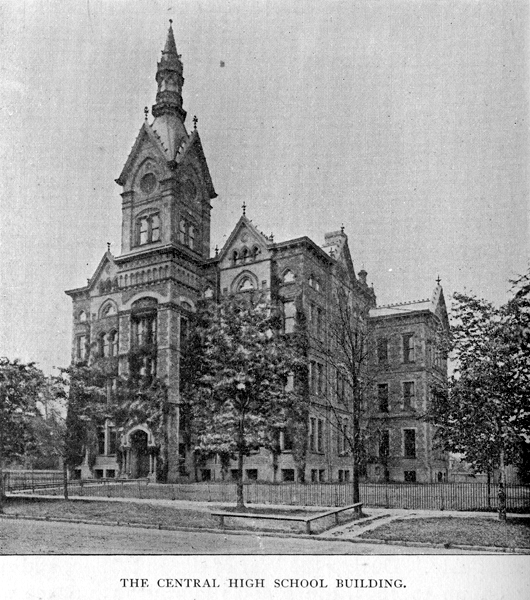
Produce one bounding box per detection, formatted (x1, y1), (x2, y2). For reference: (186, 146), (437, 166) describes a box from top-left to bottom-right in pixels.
(130, 430), (150, 478)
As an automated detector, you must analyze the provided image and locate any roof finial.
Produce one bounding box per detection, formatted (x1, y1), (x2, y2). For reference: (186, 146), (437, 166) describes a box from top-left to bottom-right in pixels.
(242, 201), (246, 216)
(341, 223), (345, 234)
(270, 232), (274, 242)
(215, 245), (219, 257)
(107, 242), (111, 252)
(193, 115), (198, 130)
(436, 275), (441, 286)
(144, 106), (149, 121)
(169, 18), (173, 25)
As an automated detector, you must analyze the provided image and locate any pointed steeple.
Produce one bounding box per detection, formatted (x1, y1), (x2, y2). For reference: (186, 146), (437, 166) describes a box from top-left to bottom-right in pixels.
(152, 20), (186, 122)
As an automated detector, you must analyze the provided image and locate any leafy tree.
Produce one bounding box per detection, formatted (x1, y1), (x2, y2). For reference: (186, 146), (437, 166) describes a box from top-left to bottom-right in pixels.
(429, 276), (530, 520)
(0, 358), (47, 511)
(310, 284), (373, 503)
(186, 295), (304, 508)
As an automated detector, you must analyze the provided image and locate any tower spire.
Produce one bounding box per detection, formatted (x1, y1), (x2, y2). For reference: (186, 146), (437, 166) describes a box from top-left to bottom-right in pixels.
(152, 20), (186, 121)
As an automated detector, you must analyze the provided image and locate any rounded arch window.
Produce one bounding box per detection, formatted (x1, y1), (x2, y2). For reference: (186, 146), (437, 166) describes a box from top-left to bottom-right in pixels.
(78, 310), (87, 322)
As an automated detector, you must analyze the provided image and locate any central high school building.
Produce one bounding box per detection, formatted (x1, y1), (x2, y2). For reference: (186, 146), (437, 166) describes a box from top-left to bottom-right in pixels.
(66, 23), (449, 484)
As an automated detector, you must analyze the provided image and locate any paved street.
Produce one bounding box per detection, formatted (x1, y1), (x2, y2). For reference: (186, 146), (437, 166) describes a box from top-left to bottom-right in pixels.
(0, 518), (476, 554)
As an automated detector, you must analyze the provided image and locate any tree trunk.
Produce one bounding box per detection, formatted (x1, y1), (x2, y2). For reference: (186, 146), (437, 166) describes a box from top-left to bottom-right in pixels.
(498, 447), (507, 521)
(236, 411), (245, 509)
(63, 459), (69, 501)
(351, 394), (360, 505)
(0, 419), (4, 514)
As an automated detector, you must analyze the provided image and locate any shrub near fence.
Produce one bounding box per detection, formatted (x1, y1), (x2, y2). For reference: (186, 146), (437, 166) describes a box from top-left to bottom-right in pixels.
(9, 478), (530, 512)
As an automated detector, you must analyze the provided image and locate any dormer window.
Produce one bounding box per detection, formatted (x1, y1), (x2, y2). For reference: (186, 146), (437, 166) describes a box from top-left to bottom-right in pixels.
(138, 213), (161, 245)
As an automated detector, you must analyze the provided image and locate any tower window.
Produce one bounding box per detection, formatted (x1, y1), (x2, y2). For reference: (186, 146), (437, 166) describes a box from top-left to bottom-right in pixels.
(403, 381), (415, 409)
(137, 213), (161, 245)
(178, 218), (198, 250)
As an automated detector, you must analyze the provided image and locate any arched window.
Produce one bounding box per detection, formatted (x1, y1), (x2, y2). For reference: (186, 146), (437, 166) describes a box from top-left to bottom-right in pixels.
(99, 332), (109, 357)
(251, 246), (259, 260)
(283, 269), (295, 284)
(137, 213), (161, 245)
(102, 303), (116, 317)
(238, 277), (254, 292)
(78, 311), (87, 322)
(232, 250), (238, 265)
(189, 225), (195, 250)
(241, 247), (248, 262)
(109, 330), (119, 357)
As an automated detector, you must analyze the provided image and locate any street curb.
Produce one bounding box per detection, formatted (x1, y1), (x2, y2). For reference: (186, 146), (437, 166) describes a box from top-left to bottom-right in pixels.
(1, 513), (528, 553)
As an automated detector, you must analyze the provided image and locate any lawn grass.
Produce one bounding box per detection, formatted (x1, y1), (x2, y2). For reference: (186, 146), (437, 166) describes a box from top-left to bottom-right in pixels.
(2, 497), (219, 530)
(361, 516), (530, 549)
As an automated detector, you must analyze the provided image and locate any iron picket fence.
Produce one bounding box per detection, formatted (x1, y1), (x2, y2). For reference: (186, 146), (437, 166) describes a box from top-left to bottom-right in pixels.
(7, 476), (530, 512)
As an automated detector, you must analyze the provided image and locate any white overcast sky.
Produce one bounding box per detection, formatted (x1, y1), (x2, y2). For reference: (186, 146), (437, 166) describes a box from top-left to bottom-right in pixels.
(0, 0), (528, 374)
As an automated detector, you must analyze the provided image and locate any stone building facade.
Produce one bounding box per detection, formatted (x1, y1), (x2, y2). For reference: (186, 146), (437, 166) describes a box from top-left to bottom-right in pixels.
(65, 24), (449, 483)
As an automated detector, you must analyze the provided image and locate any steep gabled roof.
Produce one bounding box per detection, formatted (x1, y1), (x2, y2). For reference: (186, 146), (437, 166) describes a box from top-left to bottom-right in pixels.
(115, 122), (172, 186)
(65, 251), (115, 297)
(173, 129), (217, 199)
(217, 215), (271, 262)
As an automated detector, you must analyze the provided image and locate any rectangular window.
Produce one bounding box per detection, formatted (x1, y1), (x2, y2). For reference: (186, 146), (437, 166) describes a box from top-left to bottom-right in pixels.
(316, 307), (323, 338)
(246, 469), (258, 481)
(282, 429), (293, 452)
(379, 430), (390, 458)
(317, 363), (324, 395)
(283, 301), (296, 334)
(309, 417), (316, 452)
(311, 469), (318, 483)
(108, 426), (117, 455)
(180, 316), (189, 349)
(338, 469), (344, 482)
(76, 335), (87, 360)
(281, 469), (295, 482)
(230, 469), (239, 481)
(97, 428), (106, 455)
(404, 429), (416, 458)
(151, 214), (160, 242)
(336, 370), (345, 404)
(139, 216), (149, 245)
(403, 381), (415, 409)
(319, 469), (325, 482)
(404, 470), (417, 483)
(378, 383), (389, 412)
(94, 469), (104, 479)
(343, 470), (350, 482)
(310, 361), (317, 394)
(201, 469), (211, 481)
(317, 419), (324, 453)
(106, 469), (116, 479)
(377, 338), (388, 362)
(403, 334), (415, 363)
